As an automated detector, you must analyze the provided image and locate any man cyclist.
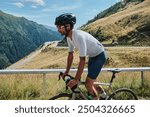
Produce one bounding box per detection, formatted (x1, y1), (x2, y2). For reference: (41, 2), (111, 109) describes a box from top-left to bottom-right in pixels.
(55, 13), (107, 99)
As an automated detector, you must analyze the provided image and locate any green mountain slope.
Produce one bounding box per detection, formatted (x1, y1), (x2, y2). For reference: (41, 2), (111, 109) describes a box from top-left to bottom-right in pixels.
(0, 11), (61, 69)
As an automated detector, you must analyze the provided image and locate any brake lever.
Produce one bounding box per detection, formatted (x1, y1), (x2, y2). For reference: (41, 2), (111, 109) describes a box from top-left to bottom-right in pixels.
(58, 72), (64, 81)
(66, 86), (68, 90)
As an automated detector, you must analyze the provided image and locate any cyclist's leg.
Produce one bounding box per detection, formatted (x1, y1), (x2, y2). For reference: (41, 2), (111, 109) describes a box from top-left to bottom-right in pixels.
(94, 84), (107, 99)
(85, 77), (98, 100)
(85, 78), (106, 100)
(94, 84), (105, 94)
(87, 52), (106, 99)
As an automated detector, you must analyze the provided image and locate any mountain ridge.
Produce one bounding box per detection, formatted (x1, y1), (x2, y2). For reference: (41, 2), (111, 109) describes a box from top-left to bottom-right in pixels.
(84, 0), (144, 25)
(81, 0), (150, 46)
(0, 10), (61, 69)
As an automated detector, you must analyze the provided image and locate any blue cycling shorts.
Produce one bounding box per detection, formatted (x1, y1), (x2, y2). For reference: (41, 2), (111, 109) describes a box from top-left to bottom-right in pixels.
(87, 51), (106, 79)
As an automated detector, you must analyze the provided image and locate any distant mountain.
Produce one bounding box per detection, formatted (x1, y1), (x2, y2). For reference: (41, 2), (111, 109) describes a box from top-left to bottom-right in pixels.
(0, 10), (62, 69)
(81, 0), (150, 46)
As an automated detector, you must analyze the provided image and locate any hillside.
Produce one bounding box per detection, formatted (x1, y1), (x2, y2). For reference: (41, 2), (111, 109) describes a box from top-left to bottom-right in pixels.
(81, 0), (150, 46)
(7, 44), (150, 69)
(0, 11), (62, 69)
(4, 0), (150, 69)
(84, 0), (144, 25)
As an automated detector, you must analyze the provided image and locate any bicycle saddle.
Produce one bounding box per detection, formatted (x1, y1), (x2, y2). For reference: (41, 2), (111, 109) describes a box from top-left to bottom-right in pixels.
(108, 69), (121, 74)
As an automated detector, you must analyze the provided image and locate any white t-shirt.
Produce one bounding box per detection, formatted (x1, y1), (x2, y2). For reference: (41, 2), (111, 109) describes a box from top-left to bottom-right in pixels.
(67, 30), (104, 57)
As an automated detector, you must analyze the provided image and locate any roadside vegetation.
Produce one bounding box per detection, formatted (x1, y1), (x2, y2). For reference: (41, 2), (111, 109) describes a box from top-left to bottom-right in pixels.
(0, 47), (150, 100)
(0, 71), (150, 100)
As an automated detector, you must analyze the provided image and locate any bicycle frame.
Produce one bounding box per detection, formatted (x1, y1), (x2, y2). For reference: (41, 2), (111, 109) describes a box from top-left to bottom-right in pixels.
(68, 82), (88, 100)
(68, 80), (113, 100)
(59, 69), (120, 99)
(94, 82), (113, 92)
(49, 69), (138, 100)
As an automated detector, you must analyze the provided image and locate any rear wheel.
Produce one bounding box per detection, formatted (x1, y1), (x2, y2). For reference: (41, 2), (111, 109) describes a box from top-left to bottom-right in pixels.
(107, 88), (138, 100)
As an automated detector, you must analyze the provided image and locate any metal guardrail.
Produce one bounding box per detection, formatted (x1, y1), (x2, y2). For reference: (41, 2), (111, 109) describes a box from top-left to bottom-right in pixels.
(0, 67), (150, 96)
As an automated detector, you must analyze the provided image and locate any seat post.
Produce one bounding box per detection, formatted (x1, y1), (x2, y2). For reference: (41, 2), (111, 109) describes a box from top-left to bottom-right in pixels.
(108, 69), (121, 83)
(110, 72), (116, 83)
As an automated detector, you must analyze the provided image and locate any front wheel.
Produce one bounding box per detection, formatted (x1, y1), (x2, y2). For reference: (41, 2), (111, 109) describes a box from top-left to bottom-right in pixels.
(49, 93), (72, 100)
(107, 88), (138, 100)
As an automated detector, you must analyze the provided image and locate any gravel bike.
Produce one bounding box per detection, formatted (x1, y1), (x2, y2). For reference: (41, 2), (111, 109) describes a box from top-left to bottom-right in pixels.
(49, 69), (138, 100)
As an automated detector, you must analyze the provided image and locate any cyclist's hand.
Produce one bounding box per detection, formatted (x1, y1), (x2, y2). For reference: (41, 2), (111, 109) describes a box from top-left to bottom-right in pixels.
(67, 79), (78, 89)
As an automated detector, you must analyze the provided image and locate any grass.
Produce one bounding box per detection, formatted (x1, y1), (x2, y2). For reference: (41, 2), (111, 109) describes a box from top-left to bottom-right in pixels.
(104, 47), (150, 68)
(98, 71), (150, 99)
(1, 46), (150, 100)
(0, 71), (150, 100)
(10, 47), (150, 69)
(0, 74), (66, 100)
(81, 0), (150, 45)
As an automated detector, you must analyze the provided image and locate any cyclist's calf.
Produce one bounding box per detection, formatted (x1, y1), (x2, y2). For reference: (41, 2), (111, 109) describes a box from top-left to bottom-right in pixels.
(85, 77), (98, 100)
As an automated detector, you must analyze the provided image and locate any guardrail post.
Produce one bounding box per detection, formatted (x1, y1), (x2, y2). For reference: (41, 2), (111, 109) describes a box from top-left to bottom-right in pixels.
(141, 71), (144, 87)
(43, 73), (46, 97)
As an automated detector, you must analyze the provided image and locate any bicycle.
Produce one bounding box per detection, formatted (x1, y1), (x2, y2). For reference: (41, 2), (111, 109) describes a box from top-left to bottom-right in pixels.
(49, 69), (138, 100)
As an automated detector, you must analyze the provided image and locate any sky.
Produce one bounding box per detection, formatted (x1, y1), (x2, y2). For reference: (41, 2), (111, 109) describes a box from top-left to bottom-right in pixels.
(0, 0), (121, 28)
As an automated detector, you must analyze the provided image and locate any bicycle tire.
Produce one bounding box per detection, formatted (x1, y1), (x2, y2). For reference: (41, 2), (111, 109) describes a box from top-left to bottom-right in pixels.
(49, 93), (72, 100)
(107, 88), (138, 100)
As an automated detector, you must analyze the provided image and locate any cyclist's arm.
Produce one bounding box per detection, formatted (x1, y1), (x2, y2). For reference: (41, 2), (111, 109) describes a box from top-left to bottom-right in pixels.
(75, 56), (86, 81)
(65, 52), (74, 74)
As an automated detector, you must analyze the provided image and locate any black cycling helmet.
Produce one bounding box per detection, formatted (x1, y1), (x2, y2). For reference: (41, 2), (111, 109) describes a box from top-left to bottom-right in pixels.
(55, 13), (76, 26)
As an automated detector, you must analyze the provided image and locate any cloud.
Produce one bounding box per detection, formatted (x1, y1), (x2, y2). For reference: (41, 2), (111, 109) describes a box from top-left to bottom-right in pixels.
(13, 2), (24, 8)
(31, 5), (38, 8)
(12, 0), (45, 8)
(42, 5), (79, 12)
(25, 0), (45, 6)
